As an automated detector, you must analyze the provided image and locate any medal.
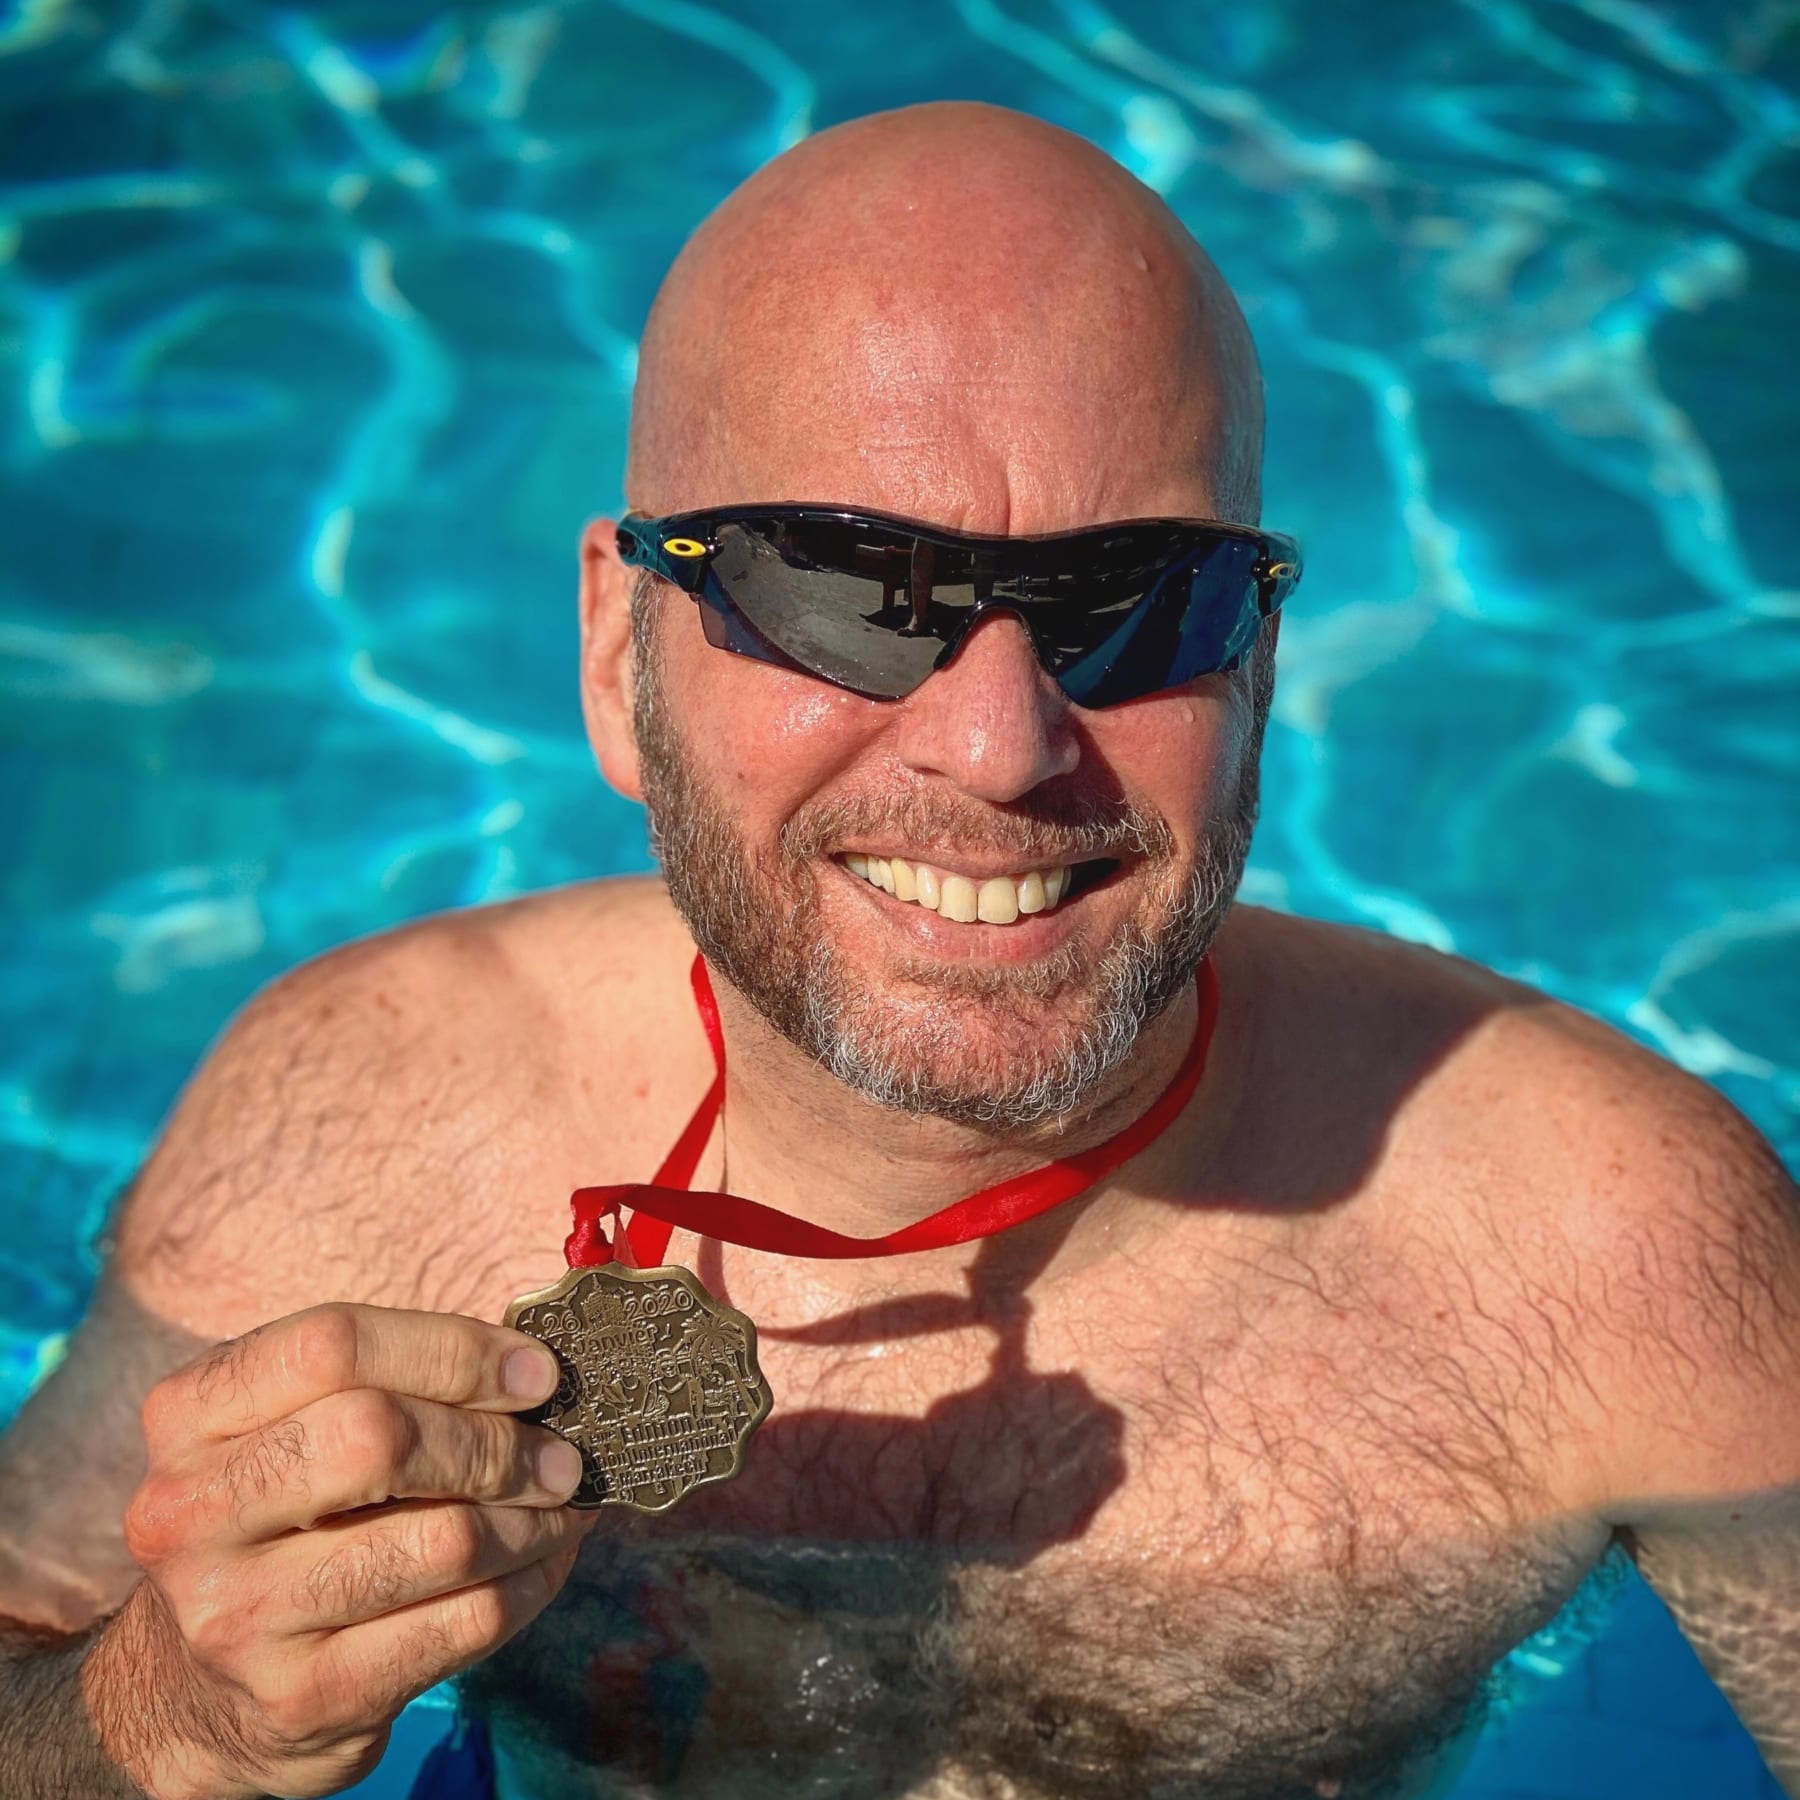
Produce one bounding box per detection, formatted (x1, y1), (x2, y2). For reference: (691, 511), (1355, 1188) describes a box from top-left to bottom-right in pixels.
(508, 950), (1220, 1513)
(504, 1261), (771, 1513)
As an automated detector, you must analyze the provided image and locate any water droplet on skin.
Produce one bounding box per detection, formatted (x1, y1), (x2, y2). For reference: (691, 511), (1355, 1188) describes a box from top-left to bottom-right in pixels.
(771, 691), (838, 739)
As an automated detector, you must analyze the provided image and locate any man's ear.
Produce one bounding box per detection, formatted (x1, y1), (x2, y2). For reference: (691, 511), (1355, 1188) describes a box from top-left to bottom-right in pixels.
(578, 516), (645, 801)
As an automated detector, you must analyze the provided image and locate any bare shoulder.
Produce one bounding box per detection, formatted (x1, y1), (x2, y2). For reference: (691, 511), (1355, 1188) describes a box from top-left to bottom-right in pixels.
(1235, 907), (1800, 1516)
(1, 878), (688, 1625)
(1229, 901), (1777, 1167)
(116, 874), (691, 1334)
(1468, 975), (1800, 1519)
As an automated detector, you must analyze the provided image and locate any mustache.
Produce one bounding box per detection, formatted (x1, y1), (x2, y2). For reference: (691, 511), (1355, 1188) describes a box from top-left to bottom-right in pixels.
(781, 790), (1175, 868)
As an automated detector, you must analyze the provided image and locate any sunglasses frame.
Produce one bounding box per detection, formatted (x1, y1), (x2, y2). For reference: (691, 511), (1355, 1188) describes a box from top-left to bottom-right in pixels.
(615, 503), (1303, 703)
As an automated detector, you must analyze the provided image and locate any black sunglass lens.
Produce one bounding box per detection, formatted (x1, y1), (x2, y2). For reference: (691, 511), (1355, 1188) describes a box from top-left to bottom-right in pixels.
(708, 520), (973, 698)
(1052, 538), (1262, 706)
(693, 517), (1268, 707)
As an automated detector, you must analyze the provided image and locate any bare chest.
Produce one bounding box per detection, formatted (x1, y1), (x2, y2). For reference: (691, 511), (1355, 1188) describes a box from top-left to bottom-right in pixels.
(466, 1225), (1613, 1800)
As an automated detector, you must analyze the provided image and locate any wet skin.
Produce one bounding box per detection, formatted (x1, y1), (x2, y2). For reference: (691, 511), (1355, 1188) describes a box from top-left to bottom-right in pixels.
(0, 877), (1662, 1800)
(448, 891), (1614, 1800)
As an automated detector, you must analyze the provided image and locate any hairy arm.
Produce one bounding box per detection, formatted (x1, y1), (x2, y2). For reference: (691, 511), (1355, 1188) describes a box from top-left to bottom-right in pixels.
(0, 1268), (208, 1796)
(1578, 1060), (1800, 1797)
(1620, 1491), (1800, 1800)
(0, 914), (557, 1797)
(0, 1617), (139, 1800)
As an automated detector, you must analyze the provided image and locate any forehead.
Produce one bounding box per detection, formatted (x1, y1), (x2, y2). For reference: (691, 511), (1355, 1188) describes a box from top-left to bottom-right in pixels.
(637, 136), (1247, 536)
(705, 260), (1227, 534)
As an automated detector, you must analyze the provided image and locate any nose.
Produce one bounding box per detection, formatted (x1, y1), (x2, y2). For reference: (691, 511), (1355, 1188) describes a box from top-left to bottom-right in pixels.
(890, 609), (1081, 801)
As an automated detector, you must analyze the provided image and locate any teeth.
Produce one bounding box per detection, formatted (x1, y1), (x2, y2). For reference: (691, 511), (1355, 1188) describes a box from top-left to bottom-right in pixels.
(839, 855), (1076, 926)
(977, 878), (1018, 925)
(939, 875), (979, 923)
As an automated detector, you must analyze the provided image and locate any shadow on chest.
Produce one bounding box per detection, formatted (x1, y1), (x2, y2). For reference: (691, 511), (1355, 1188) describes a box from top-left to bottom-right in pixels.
(473, 1246), (1607, 1799)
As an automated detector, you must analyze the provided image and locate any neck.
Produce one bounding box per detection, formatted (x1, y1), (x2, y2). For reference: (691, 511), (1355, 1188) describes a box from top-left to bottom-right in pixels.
(703, 966), (1234, 1244)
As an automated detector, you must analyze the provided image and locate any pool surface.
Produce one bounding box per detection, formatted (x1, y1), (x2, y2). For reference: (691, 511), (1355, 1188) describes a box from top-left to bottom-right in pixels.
(2, 2), (1795, 1796)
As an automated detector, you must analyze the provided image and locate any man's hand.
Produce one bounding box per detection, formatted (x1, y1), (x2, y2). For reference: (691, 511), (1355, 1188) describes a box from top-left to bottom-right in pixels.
(84, 1302), (593, 1800)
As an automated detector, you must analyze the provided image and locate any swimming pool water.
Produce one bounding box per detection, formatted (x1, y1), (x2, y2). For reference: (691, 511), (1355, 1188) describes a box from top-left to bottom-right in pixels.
(2, 2), (1795, 1796)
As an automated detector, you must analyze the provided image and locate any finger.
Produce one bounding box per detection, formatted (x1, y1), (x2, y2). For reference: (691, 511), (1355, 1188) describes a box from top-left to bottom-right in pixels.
(218, 1390), (584, 1540)
(323, 1538), (587, 1720)
(146, 1303), (560, 1448)
(266, 1501), (596, 1631)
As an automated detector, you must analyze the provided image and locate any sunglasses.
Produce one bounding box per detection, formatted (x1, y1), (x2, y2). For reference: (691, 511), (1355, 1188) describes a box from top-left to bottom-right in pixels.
(616, 504), (1302, 708)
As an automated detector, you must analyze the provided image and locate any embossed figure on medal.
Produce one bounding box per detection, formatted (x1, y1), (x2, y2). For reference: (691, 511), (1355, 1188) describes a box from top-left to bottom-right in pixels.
(506, 1263), (773, 1514)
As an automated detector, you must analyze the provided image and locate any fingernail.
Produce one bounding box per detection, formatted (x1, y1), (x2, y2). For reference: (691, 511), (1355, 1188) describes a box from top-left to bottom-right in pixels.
(503, 1345), (558, 1401)
(537, 1435), (583, 1495)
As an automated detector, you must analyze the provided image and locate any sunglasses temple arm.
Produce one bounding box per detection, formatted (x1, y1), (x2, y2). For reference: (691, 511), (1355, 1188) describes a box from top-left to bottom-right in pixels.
(1257, 549), (1303, 614)
(619, 516), (710, 593)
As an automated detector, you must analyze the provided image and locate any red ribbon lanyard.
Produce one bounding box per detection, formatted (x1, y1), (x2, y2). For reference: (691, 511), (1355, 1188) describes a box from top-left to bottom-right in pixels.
(565, 952), (1220, 1271)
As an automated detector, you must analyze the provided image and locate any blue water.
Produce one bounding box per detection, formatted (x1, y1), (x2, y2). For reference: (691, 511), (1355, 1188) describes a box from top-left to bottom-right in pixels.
(2, 2), (1794, 1797)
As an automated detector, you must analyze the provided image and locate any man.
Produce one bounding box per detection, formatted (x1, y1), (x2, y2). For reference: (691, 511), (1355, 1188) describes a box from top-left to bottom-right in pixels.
(1, 101), (1796, 1800)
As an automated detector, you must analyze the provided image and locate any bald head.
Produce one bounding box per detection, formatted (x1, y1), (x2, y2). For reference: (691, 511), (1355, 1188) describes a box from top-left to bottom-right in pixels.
(627, 103), (1264, 532)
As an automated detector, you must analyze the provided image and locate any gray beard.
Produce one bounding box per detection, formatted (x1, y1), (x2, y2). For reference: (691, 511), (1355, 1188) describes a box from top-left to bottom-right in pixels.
(630, 586), (1273, 1134)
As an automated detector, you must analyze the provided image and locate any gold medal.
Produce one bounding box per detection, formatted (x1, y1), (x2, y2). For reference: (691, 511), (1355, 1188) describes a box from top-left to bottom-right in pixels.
(504, 1262), (773, 1513)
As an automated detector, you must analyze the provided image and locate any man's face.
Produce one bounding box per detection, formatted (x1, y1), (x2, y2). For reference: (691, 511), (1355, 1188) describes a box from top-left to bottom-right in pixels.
(606, 110), (1276, 1134)
(629, 546), (1275, 1134)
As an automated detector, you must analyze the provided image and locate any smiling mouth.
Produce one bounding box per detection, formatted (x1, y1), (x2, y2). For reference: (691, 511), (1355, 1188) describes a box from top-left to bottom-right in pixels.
(834, 853), (1118, 924)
